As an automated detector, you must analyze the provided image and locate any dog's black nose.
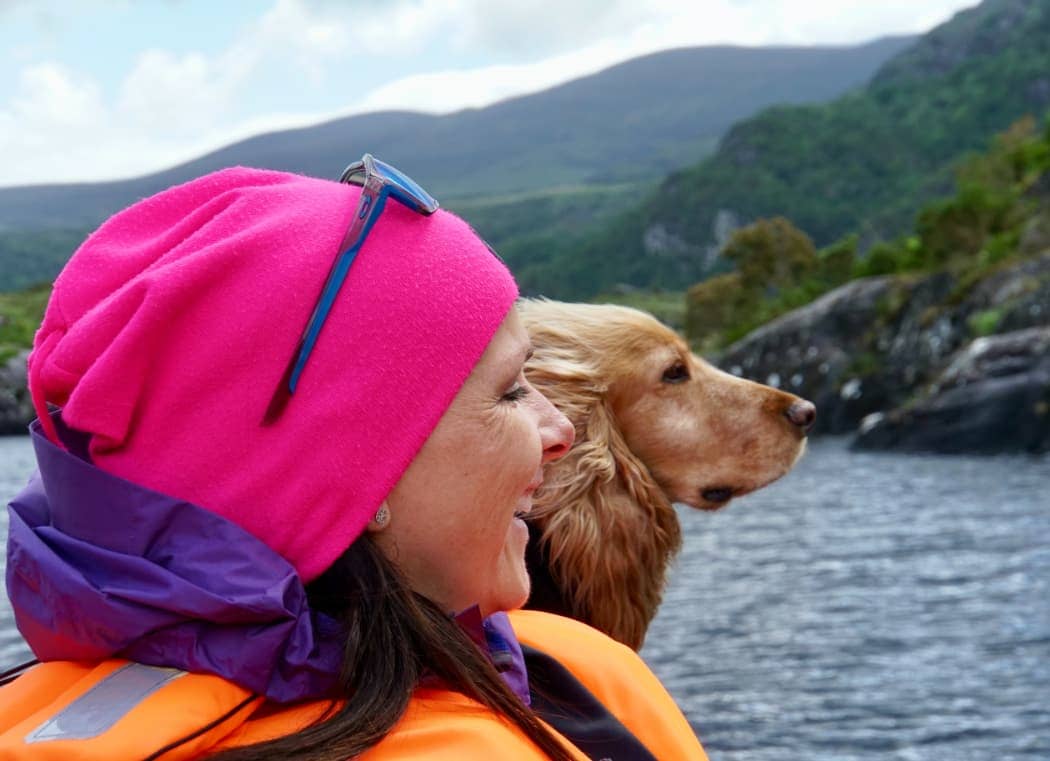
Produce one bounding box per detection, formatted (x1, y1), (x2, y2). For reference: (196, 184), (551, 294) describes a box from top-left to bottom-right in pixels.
(785, 400), (817, 433)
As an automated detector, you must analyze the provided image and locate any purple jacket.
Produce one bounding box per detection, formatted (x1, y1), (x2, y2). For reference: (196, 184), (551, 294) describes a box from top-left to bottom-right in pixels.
(5, 417), (528, 704)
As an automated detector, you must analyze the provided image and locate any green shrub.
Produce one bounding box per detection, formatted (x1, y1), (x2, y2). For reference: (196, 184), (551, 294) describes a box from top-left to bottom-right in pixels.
(815, 234), (857, 286)
(685, 272), (743, 343)
(855, 241), (904, 277)
(722, 217), (818, 292)
(0, 284), (51, 363)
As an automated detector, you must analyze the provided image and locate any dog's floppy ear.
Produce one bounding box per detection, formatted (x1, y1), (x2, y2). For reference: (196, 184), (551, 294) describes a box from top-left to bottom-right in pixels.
(532, 392), (678, 650)
(522, 298), (680, 648)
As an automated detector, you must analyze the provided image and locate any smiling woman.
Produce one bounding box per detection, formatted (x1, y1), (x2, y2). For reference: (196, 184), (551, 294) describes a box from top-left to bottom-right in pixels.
(0, 157), (707, 760)
(377, 313), (573, 618)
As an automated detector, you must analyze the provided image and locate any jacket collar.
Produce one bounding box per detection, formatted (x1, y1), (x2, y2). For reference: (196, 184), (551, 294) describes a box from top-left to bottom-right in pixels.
(454, 606), (531, 705)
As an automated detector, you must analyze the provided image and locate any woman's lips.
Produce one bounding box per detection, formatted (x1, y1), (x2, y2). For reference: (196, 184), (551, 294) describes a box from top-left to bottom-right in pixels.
(515, 484), (539, 519)
(523, 474), (544, 495)
(515, 473), (543, 520)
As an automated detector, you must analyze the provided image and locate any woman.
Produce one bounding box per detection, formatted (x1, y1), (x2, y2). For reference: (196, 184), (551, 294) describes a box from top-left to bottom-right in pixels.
(0, 157), (708, 760)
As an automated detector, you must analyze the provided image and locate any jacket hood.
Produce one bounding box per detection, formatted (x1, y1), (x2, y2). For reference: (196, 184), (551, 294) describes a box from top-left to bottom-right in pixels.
(5, 416), (343, 703)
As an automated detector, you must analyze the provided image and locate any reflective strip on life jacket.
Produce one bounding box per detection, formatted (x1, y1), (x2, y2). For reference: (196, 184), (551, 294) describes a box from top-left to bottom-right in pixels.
(0, 659), (263, 761)
(25, 663), (185, 743)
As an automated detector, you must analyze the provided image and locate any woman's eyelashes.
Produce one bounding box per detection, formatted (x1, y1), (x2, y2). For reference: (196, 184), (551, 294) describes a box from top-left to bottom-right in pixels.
(501, 378), (530, 403)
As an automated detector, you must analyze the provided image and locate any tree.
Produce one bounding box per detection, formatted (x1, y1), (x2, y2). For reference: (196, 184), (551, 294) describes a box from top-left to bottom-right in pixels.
(721, 217), (818, 293)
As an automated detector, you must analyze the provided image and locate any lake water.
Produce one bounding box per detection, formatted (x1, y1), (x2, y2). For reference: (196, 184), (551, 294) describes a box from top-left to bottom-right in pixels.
(1, 434), (1047, 760)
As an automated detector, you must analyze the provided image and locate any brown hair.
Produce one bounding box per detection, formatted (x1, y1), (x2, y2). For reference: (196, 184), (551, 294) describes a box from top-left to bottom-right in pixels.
(208, 536), (576, 760)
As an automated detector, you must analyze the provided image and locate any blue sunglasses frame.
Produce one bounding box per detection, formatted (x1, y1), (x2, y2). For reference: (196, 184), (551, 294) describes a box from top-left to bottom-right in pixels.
(263, 154), (439, 424)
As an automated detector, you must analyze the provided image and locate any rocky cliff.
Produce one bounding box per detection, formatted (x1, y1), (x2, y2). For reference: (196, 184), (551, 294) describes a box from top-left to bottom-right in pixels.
(854, 326), (1050, 453)
(716, 251), (1050, 453)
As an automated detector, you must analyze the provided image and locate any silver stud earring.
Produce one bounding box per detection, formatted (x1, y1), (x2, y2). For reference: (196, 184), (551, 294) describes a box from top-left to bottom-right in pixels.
(374, 504), (390, 527)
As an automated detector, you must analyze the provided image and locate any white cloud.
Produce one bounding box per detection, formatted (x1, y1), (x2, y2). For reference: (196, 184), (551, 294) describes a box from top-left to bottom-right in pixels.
(0, 0), (358, 185)
(0, 63), (111, 182)
(298, 0), (715, 58)
(118, 50), (230, 135)
(244, 0), (350, 81)
(7, 62), (106, 130)
(115, 0), (351, 135)
(0, 62), (161, 183)
(439, 0), (647, 56)
(724, 0), (980, 45)
(352, 38), (647, 114)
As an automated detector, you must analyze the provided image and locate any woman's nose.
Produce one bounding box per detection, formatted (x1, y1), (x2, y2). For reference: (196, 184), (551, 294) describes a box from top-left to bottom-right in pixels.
(539, 395), (574, 462)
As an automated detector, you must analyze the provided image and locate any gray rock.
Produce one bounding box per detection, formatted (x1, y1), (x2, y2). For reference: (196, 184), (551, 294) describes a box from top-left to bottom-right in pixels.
(0, 349), (33, 436)
(717, 276), (904, 434)
(714, 251), (1050, 442)
(1018, 211), (1050, 257)
(853, 327), (1050, 454)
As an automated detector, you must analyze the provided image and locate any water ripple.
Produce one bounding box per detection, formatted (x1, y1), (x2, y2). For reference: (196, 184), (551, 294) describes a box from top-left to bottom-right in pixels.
(643, 438), (1049, 761)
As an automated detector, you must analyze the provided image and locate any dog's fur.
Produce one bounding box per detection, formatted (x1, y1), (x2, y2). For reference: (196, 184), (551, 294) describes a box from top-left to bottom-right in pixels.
(521, 300), (812, 649)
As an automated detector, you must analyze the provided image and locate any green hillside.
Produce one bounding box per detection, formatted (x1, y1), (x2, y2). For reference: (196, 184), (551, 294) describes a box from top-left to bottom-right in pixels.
(0, 228), (91, 294)
(0, 284), (50, 363)
(686, 114), (1050, 349)
(532, 0), (1050, 300)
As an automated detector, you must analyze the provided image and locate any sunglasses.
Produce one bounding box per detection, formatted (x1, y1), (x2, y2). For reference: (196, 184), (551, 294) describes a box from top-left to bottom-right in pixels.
(263, 154), (439, 424)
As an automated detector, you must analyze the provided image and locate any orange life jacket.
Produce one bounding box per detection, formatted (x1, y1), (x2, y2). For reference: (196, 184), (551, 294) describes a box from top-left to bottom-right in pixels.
(0, 611), (708, 760)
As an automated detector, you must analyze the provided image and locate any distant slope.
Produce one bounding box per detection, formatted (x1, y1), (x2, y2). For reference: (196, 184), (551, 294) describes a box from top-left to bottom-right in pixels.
(539, 0), (1050, 299)
(0, 37), (912, 236)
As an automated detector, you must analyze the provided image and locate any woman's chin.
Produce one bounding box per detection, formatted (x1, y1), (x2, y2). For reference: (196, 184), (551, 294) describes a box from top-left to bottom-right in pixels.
(481, 540), (531, 615)
(485, 584), (530, 617)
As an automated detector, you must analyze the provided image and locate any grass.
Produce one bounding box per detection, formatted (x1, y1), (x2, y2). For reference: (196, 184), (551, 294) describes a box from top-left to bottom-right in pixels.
(968, 308), (1003, 337)
(0, 284), (50, 363)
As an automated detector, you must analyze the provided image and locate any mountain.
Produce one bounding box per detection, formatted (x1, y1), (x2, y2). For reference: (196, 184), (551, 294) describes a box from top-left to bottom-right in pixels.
(0, 37), (912, 231)
(530, 0), (1050, 299)
(0, 38), (914, 291)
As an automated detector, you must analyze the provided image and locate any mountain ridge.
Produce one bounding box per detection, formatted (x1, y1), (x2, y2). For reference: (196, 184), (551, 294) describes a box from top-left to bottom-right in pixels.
(0, 36), (914, 234)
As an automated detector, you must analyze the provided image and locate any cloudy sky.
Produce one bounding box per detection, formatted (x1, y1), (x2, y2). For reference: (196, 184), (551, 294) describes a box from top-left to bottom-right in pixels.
(1, 0), (979, 188)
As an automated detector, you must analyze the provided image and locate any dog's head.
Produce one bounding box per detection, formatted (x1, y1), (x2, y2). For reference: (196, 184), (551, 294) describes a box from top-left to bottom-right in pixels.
(520, 299), (812, 512)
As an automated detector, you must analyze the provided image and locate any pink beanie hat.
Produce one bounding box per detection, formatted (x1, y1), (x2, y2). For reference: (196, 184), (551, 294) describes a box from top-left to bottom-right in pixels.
(28, 167), (518, 581)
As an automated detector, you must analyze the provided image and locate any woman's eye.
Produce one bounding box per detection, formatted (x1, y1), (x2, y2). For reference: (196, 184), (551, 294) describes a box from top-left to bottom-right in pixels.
(661, 362), (690, 384)
(501, 384), (529, 403)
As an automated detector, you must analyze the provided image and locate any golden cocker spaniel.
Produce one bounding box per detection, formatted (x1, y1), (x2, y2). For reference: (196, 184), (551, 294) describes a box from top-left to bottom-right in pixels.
(521, 300), (814, 649)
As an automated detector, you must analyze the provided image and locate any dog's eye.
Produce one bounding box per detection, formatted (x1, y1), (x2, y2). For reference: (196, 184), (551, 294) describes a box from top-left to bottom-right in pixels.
(661, 362), (690, 384)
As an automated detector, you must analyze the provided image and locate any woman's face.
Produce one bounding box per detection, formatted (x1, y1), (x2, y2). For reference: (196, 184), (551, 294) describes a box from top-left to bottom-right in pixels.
(373, 309), (574, 617)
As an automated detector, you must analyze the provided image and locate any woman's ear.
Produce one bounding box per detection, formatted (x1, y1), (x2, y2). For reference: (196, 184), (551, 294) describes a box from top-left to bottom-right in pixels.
(367, 501), (391, 532)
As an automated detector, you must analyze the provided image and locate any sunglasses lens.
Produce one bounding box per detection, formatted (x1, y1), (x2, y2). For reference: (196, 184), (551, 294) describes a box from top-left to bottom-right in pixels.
(372, 158), (438, 212)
